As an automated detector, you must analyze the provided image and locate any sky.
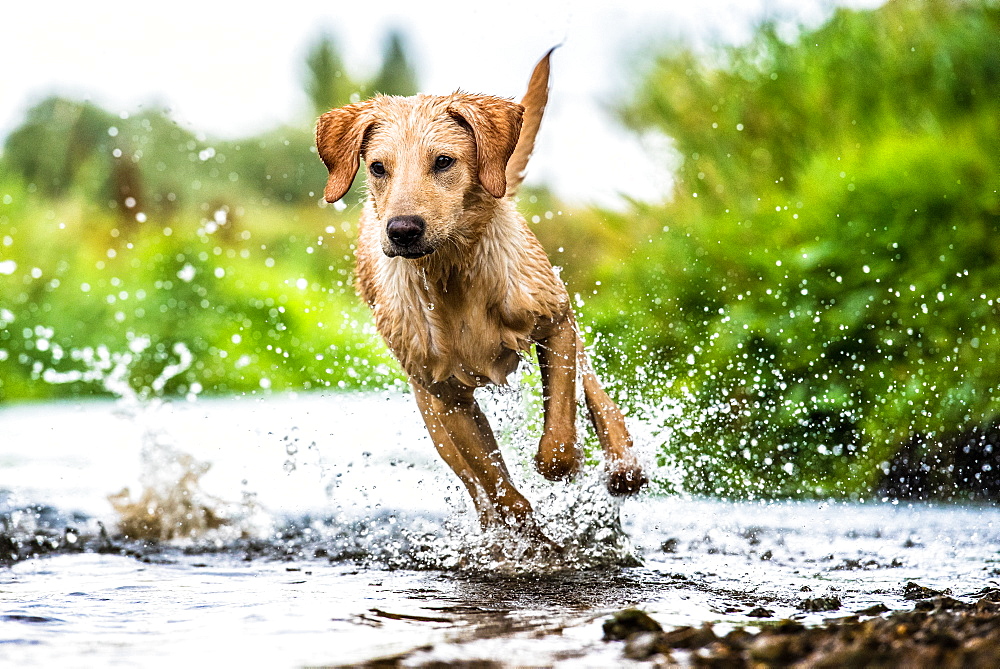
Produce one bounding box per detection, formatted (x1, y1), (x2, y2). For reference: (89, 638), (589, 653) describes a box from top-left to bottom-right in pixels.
(1, 0), (884, 206)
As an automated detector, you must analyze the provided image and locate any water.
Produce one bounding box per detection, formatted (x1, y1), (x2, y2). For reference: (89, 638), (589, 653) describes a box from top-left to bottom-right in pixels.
(2, 394), (999, 667)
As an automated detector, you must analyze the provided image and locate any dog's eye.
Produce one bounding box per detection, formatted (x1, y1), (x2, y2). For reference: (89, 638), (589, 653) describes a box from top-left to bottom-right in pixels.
(433, 155), (454, 171)
(369, 161), (386, 177)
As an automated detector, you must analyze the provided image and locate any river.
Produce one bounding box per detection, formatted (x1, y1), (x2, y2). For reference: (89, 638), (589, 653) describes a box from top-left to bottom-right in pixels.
(1, 393), (998, 666)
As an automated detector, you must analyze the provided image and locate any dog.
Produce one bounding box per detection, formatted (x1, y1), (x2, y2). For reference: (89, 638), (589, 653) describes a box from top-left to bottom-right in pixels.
(316, 50), (645, 539)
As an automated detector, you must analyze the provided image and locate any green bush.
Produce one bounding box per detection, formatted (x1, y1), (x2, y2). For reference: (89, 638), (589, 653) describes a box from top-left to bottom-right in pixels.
(0, 183), (400, 402)
(603, 0), (1000, 497)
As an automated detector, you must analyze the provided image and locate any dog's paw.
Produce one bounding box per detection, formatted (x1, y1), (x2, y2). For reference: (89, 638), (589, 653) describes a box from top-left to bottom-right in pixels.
(606, 458), (647, 496)
(534, 446), (582, 482)
(517, 520), (564, 557)
(489, 514), (563, 560)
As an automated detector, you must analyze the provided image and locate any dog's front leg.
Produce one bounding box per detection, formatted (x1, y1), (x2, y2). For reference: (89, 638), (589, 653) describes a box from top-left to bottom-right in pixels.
(534, 316), (584, 481)
(412, 380), (535, 528)
(411, 381), (499, 526)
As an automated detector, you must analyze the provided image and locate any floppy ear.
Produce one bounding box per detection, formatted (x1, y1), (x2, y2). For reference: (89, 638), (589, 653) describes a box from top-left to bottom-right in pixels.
(316, 102), (375, 203)
(449, 96), (524, 198)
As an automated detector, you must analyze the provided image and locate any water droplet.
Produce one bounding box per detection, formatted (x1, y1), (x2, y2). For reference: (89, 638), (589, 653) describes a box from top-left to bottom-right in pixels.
(177, 264), (196, 282)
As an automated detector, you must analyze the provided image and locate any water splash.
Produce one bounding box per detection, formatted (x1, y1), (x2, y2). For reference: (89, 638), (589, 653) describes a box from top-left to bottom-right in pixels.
(248, 483), (639, 574)
(107, 438), (257, 543)
(31, 330), (266, 543)
(17, 325), (660, 569)
(382, 375), (651, 574)
(36, 334), (194, 406)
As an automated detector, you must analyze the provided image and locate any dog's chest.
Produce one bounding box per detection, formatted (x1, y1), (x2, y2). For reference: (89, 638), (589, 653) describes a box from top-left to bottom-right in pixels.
(374, 269), (532, 387)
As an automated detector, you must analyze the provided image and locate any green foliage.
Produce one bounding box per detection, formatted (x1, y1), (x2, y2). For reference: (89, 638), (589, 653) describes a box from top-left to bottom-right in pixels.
(610, 0), (1000, 497)
(0, 28), (421, 403)
(0, 181), (401, 402)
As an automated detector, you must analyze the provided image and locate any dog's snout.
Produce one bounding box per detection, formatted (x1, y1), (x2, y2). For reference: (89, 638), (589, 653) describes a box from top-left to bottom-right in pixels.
(382, 214), (433, 259)
(386, 215), (426, 246)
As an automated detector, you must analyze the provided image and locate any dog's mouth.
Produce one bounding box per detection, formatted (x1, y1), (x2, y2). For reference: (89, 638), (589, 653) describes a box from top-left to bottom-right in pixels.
(383, 243), (436, 260)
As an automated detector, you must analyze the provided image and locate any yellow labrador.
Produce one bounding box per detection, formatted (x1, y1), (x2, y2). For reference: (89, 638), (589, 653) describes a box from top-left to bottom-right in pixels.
(316, 51), (645, 537)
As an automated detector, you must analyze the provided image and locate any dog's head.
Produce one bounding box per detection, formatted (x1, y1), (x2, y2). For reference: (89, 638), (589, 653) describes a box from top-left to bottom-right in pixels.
(317, 94), (523, 259)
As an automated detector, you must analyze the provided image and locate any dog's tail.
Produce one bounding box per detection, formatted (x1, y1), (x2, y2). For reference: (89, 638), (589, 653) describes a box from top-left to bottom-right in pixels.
(505, 47), (556, 198)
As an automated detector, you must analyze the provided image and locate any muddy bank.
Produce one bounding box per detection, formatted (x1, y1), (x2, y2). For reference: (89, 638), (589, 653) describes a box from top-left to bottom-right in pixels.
(601, 588), (1000, 668)
(369, 587), (1000, 667)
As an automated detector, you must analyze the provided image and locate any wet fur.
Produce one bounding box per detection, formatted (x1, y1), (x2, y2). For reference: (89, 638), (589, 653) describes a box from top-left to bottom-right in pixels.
(316, 52), (645, 534)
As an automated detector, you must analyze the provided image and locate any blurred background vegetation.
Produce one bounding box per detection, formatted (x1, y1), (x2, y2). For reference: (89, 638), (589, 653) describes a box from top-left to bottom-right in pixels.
(1, 0), (998, 501)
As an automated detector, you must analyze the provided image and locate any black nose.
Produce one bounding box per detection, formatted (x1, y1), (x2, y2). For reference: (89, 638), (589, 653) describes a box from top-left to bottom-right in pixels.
(386, 215), (426, 246)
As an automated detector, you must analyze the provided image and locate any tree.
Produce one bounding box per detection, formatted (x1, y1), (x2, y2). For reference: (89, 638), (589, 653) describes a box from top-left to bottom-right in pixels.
(2, 98), (113, 199)
(303, 32), (360, 116)
(368, 30), (418, 98)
